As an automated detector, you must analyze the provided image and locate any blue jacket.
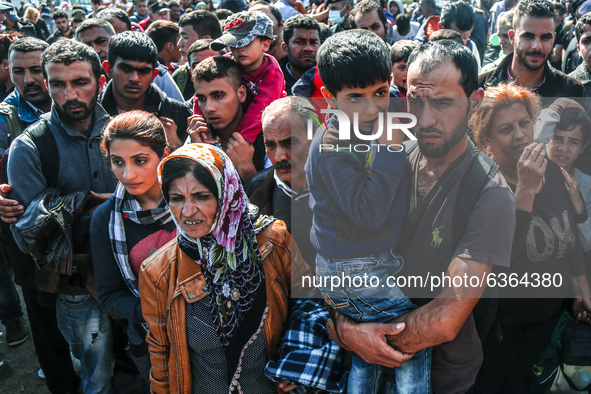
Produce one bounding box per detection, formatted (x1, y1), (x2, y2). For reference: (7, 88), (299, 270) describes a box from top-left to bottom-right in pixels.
(0, 90), (44, 154)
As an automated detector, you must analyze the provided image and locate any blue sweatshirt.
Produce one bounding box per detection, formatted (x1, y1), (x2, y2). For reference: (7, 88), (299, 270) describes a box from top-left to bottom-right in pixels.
(305, 117), (408, 259)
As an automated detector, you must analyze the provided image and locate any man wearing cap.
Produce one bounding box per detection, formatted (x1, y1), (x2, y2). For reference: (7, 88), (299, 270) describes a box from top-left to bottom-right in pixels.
(138, 1), (170, 31)
(0, 2), (36, 37)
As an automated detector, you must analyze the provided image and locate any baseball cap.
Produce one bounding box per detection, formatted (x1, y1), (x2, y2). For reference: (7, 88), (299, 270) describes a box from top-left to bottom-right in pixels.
(0, 2), (19, 21)
(151, 1), (170, 14)
(210, 11), (274, 51)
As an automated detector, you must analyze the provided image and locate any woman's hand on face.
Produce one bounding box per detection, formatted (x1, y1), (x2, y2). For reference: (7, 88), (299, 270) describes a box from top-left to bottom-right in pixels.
(561, 167), (586, 215)
(517, 143), (547, 193)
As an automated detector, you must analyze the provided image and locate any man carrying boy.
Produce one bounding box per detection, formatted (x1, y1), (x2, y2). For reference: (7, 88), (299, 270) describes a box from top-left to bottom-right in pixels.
(327, 41), (516, 393)
(306, 29), (430, 393)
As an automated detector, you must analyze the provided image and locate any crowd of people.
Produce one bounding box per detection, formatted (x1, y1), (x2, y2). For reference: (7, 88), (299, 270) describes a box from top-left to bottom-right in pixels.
(0, 0), (589, 392)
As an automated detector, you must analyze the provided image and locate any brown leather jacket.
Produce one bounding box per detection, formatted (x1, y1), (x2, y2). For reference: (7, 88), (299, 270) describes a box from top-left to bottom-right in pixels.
(139, 220), (307, 393)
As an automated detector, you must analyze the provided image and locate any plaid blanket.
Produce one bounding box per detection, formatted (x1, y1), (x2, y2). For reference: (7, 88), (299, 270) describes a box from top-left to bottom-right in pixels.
(265, 298), (348, 393)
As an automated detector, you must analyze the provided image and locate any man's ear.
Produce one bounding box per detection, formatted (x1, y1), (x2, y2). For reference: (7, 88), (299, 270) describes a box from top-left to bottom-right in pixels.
(508, 29), (515, 43)
(343, 3), (352, 15)
(162, 146), (170, 158)
(469, 87), (484, 114)
(237, 84), (247, 103)
(165, 41), (175, 54)
(98, 74), (106, 95)
(102, 60), (111, 77)
(320, 86), (338, 108)
(281, 41), (288, 56)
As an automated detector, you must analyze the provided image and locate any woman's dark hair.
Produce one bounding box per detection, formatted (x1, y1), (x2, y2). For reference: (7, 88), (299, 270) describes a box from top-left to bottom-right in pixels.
(101, 110), (168, 161)
(161, 157), (219, 203)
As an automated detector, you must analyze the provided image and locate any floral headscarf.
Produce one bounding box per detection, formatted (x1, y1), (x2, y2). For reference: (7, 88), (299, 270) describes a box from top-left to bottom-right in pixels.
(157, 144), (274, 346)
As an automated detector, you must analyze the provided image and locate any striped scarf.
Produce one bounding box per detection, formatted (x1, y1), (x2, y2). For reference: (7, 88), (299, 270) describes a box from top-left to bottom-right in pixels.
(109, 182), (172, 297)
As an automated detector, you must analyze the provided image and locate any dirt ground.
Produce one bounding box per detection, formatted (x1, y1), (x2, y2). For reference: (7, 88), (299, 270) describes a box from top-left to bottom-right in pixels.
(0, 287), (145, 394)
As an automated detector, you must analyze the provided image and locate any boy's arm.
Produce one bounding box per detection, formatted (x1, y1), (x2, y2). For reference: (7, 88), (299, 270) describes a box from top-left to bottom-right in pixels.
(238, 56), (286, 143)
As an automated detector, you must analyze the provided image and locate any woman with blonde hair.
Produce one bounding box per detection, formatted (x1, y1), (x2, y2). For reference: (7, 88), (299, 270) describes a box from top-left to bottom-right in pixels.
(469, 82), (591, 392)
(23, 6), (49, 39)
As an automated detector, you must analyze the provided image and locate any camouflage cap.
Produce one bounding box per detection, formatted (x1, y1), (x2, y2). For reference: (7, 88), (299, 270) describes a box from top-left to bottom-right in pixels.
(210, 11), (275, 51)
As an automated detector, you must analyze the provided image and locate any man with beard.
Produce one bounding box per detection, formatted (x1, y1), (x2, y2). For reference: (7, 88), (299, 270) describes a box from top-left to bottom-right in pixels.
(325, 41), (516, 394)
(46, 10), (73, 45)
(479, 0), (583, 97)
(280, 14), (321, 95)
(100, 32), (191, 151)
(188, 56), (268, 181)
(249, 0), (286, 62)
(0, 36), (87, 394)
(350, 0), (391, 43)
(569, 13), (591, 96)
(0, 37), (51, 153)
(6, 38), (117, 394)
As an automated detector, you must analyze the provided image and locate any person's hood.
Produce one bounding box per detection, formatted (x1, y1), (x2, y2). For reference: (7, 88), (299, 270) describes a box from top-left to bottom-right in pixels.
(388, 0), (405, 15)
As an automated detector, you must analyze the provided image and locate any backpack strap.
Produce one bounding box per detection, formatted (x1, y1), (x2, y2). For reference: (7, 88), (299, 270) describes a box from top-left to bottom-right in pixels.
(451, 151), (499, 249)
(25, 120), (59, 188)
(0, 103), (25, 143)
(453, 151), (502, 343)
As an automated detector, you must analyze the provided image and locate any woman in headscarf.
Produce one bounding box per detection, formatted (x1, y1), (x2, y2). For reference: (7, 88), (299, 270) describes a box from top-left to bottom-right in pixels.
(139, 143), (303, 393)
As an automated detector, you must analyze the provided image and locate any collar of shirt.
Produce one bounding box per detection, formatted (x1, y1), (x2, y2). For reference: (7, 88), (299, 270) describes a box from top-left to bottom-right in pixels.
(274, 169), (297, 197)
(506, 62), (546, 92)
(25, 100), (44, 118)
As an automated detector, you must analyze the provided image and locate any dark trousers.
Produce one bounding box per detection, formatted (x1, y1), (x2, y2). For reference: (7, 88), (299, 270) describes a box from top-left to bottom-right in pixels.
(21, 287), (80, 394)
(471, 312), (560, 394)
(0, 250), (22, 325)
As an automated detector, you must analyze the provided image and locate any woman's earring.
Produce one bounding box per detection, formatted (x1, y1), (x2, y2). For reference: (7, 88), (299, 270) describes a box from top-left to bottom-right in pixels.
(489, 144), (493, 151)
(4, 67), (7, 70)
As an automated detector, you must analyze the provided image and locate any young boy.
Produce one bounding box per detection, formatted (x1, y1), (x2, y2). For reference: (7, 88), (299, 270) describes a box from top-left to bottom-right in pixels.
(306, 29), (430, 393)
(389, 39), (417, 98)
(208, 11), (285, 144)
